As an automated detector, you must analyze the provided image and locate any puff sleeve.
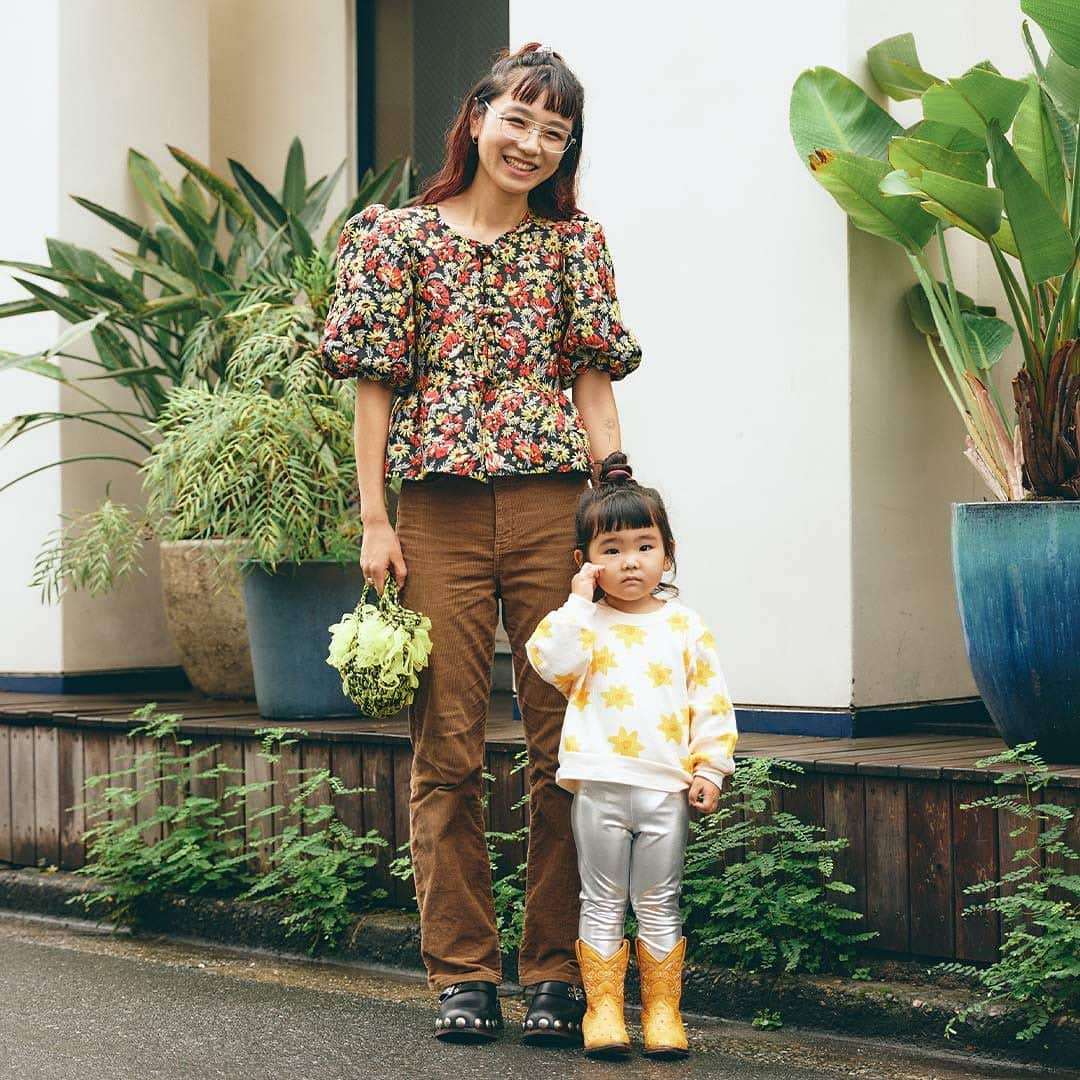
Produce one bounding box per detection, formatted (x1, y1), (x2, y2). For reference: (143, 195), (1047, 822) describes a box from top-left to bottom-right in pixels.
(685, 621), (738, 790)
(321, 204), (417, 386)
(559, 217), (642, 387)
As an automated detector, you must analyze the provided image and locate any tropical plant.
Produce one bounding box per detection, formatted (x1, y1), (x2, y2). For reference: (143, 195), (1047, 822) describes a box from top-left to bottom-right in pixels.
(0, 140), (411, 593)
(790, 0), (1080, 500)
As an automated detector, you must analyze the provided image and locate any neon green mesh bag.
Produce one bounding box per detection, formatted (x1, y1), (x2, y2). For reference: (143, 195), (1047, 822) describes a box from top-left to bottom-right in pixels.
(326, 576), (433, 717)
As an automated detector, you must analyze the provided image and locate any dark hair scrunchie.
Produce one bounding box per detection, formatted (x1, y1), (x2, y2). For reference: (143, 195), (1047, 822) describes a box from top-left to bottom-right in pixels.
(598, 451), (634, 486)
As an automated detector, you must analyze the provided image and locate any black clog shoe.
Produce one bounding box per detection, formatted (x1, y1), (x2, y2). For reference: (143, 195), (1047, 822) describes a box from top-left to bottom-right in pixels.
(434, 980), (503, 1043)
(521, 981), (586, 1046)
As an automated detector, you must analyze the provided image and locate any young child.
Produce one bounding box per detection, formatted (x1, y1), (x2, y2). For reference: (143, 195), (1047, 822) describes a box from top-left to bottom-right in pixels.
(525, 453), (737, 1059)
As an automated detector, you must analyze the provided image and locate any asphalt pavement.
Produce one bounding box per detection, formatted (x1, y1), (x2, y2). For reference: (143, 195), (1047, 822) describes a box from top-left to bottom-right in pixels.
(0, 912), (1069, 1080)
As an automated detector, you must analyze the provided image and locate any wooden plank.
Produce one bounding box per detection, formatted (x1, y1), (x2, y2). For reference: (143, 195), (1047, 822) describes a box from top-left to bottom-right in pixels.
(273, 741), (302, 838)
(300, 742), (331, 837)
(57, 729), (85, 870)
(1044, 787), (1080, 907)
(952, 781), (999, 962)
(906, 782), (953, 958)
(80, 731), (111, 845)
(864, 777), (908, 953)
(996, 784), (1040, 899)
(391, 746), (414, 905)
(132, 735), (162, 845)
(244, 740), (275, 873)
(0, 726), (11, 863)
(187, 737), (219, 805)
(362, 744), (395, 897)
(9, 727), (35, 866)
(330, 744), (364, 836)
(822, 775), (865, 916)
(216, 737), (246, 841)
(33, 728), (60, 867)
(780, 770), (823, 828)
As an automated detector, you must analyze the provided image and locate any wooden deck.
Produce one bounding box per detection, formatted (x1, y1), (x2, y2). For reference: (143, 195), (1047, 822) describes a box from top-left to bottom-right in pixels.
(2, 690), (1078, 964)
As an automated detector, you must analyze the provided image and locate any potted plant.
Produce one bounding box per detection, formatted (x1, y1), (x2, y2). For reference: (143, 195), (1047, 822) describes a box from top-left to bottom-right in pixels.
(2, 139), (410, 697)
(790, 0), (1080, 760)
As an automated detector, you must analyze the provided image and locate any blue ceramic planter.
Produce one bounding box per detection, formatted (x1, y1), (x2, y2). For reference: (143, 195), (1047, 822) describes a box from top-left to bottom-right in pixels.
(952, 502), (1080, 763)
(241, 561), (361, 720)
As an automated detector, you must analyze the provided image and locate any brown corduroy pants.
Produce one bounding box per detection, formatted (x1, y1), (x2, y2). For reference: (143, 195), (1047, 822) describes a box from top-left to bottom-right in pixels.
(396, 473), (586, 990)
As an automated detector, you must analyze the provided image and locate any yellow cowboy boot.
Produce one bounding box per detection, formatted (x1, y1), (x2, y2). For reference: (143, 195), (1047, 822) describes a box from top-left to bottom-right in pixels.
(636, 937), (689, 1058)
(575, 938), (631, 1058)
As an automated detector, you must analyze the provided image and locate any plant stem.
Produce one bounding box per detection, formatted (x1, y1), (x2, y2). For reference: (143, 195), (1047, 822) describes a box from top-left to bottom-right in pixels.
(989, 241), (1040, 384)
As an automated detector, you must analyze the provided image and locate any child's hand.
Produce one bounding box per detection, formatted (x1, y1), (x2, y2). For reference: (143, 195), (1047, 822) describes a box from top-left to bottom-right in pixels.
(688, 776), (721, 814)
(571, 561), (602, 600)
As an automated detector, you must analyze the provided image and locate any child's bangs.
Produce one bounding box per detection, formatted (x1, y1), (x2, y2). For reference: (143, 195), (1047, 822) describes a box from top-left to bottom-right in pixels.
(586, 489), (657, 540)
(510, 68), (580, 123)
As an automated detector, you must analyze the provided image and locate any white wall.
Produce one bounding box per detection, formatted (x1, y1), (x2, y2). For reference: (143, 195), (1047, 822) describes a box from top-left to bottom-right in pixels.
(0, 2), (64, 674)
(0, 1), (211, 675)
(512, 0), (854, 707)
(209, 0), (353, 225)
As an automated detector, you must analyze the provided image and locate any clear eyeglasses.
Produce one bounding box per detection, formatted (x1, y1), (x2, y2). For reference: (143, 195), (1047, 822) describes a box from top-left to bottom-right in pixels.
(478, 100), (575, 155)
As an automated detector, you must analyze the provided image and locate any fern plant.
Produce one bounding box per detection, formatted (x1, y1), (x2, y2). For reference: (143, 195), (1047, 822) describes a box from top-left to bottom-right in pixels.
(681, 757), (876, 975)
(939, 743), (1080, 1042)
(73, 704), (253, 924)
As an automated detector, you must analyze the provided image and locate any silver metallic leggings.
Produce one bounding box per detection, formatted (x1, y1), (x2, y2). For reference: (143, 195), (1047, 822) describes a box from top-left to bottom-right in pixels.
(570, 781), (689, 960)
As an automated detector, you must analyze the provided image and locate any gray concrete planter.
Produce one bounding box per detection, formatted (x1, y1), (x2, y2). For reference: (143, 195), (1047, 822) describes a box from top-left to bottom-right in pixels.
(159, 540), (255, 699)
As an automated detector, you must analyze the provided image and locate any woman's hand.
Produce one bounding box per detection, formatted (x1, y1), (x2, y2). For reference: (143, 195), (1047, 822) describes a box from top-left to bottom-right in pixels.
(571, 561), (602, 600)
(361, 518), (407, 595)
(688, 776), (721, 815)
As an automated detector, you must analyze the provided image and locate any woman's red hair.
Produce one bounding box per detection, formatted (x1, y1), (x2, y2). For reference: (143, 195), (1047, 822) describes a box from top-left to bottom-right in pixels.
(420, 43), (585, 221)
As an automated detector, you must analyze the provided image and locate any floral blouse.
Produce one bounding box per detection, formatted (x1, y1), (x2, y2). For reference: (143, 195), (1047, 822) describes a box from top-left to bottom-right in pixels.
(320, 203), (641, 481)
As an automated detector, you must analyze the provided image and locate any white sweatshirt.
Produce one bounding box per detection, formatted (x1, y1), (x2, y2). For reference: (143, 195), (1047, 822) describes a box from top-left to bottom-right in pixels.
(525, 594), (737, 793)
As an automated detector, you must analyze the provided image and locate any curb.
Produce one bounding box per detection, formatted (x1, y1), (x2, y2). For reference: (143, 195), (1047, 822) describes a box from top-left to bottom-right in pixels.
(1, 866), (1076, 1066)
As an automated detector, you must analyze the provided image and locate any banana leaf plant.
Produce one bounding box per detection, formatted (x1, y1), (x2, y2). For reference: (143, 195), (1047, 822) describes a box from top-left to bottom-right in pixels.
(791, 0), (1080, 500)
(0, 139), (411, 495)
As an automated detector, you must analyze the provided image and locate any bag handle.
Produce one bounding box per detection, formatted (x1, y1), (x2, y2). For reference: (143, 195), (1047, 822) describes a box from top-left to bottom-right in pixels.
(360, 572), (399, 610)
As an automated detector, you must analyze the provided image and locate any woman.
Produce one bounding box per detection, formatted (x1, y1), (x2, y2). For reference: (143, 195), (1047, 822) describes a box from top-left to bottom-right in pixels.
(321, 42), (641, 1045)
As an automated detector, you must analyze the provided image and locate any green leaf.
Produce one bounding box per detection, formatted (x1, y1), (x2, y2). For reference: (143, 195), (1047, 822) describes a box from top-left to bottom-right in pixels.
(907, 120), (988, 154)
(0, 298), (47, 319)
(887, 137), (987, 184)
(1013, 77), (1067, 213)
(11, 278), (90, 324)
(922, 67), (1029, 136)
(986, 119), (1074, 283)
(904, 282), (992, 337)
(299, 161), (346, 232)
(1045, 51), (1080, 120)
(806, 150), (935, 251)
(179, 173), (209, 221)
(229, 159), (287, 228)
(866, 33), (941, 100)
(282, 137), (307, 214)
(69, 195), (160, 255)
(167, 145), (255, 225)
(112, 250), (196, 295)
(1022, 0), (1080, 68)
(128, 148), (180, 223)
(882, 168), (1003, 238)
(790, 67), (903, 162)
(287, 212), (314, 261)
(961, 311), (1015, 370)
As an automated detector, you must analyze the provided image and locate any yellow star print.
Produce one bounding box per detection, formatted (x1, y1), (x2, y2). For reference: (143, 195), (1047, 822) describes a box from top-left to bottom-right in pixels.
(527, 645), (546, 671)
(667, 611), (691, 633)
(563, 734), (581, 753)
(680, 752), (710, 774)
(715, 732), (738, 758)
(569, 684), (590, 711)
(699, 629), (717, 651)
(578, 628), (596, 651)
(646, 662), (673, 688)
(590, 647), (618, 676)
(602, 685), (635, 711)
(657, 712), (684, 743)
(688, 658), (716, 691)
(532, 618), (553, 640)
(709, 693), (734, 715)
(609, 727), (645, 758)
(552, 673), (578, 697)
(611, 624), (647, 648)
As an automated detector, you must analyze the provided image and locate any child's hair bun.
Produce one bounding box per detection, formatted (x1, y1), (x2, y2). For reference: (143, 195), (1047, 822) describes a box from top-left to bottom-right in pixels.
(598, 451), (635, 486)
